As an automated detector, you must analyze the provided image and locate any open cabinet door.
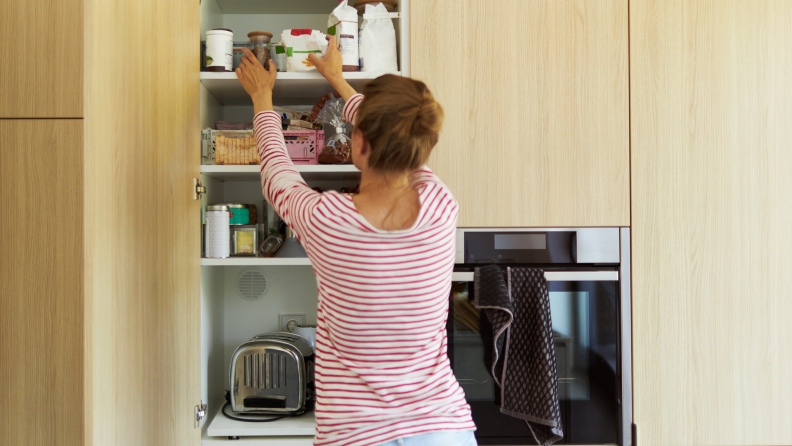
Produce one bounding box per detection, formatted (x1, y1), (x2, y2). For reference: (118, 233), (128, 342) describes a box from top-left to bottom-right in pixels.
(85, 1), (201, 445)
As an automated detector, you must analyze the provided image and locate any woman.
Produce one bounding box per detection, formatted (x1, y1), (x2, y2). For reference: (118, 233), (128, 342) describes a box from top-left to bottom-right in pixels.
(236, 38), (476, 446)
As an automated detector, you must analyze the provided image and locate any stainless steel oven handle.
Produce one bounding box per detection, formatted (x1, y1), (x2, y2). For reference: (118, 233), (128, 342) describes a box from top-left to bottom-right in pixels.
(451, 271), (618, 282)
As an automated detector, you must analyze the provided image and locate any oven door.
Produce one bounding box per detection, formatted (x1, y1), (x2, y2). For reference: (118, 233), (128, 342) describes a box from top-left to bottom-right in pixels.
(448, 270), (622, 445)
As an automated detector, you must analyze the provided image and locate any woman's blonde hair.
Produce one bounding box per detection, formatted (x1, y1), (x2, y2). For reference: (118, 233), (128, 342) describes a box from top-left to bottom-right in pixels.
(355, 75), (444, 172)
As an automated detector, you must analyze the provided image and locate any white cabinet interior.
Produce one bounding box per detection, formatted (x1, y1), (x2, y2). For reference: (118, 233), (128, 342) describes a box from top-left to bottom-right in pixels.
(198, 0), (411, 442)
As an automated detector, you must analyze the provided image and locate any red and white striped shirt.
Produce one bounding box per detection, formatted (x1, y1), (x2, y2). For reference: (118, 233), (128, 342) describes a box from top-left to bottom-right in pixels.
(254, 94), (475, 446)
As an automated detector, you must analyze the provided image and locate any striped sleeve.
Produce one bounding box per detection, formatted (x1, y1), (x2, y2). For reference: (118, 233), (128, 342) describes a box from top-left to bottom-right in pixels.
(254, 111), (321, 235)
(343, 94), (364, 126)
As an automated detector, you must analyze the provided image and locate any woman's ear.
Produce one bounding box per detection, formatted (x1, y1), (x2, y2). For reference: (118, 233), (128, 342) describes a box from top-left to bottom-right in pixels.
(351, 129), (370, 171)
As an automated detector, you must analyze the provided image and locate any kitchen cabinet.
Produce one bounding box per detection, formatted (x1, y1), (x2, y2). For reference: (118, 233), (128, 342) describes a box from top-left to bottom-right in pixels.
(0, 120), (85, 446)
(412, 0), (630, 227)
(0, 0), (83, 117)
(630, 1), (792, 445)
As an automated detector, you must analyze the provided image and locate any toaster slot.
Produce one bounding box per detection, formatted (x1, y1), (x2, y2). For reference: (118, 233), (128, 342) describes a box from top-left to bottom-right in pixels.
(265, 353), (271, 389)
(280, 355), (286, 387)
(244, 396), (287, 409)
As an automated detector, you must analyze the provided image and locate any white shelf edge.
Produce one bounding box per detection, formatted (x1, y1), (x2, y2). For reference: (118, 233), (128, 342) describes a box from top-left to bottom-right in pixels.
(201, 257), (312, 266)
(205, 406), (316, 437)
(200, 165), (359, 173)
(200, 71), (402, 81)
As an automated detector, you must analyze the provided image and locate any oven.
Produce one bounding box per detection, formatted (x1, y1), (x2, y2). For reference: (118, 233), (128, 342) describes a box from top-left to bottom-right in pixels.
(448, 228), (632, 445)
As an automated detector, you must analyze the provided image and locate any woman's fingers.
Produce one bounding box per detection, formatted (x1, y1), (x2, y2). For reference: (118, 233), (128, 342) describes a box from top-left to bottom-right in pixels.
(240, 47), (259, 65)
(268, 59), (277, 73)
(307, 52), (321, 68)
(327, 35), (339, 50)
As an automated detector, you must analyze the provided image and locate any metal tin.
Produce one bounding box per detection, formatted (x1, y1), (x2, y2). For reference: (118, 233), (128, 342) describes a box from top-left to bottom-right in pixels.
(225, 203), (250, 225)
(206, 205), (230, 258)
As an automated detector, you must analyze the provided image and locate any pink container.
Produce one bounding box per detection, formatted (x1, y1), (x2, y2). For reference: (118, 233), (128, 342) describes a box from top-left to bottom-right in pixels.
(283, 130), (324, 165)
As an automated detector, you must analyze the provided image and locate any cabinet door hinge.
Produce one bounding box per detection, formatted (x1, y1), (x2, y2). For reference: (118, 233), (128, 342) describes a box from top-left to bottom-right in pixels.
(194, 178), (206, 201)
(195, 400), (208, 428)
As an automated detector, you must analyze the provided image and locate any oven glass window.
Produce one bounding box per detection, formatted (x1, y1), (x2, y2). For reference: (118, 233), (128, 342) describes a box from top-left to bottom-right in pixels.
(449, 279), (620, 445)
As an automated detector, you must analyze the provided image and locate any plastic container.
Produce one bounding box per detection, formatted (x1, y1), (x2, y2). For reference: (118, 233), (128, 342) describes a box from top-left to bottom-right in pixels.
(271, 42), (287, 72)
(283, 130), (324, 165)
(247, 31), (273, 69)
(206, 29), (234, 72)
(205, 205), (230, 258)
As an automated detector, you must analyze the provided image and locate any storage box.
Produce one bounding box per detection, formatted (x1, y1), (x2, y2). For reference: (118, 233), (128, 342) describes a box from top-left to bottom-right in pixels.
(202, 128), (323, 165)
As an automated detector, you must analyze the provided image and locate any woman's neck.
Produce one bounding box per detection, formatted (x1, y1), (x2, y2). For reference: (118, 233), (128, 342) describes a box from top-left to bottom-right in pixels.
(357, 169), (412, 196)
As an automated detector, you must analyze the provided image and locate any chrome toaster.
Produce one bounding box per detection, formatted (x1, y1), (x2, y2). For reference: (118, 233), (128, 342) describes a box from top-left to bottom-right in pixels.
(229, 333), (315, 414)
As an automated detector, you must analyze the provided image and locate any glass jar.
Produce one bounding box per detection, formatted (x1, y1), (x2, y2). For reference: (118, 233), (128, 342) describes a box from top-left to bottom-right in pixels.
(247, 31), (273, 70)
(259, 233), (284, 258)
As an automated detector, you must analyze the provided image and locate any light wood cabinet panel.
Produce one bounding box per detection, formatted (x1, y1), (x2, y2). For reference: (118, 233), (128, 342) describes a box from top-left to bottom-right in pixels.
(411, 0), (629, 227)
(0, 0), (83, 117)
(631, 1), (792, 444)
(84, 0), (201, 444)
(0, 120), (84, 446)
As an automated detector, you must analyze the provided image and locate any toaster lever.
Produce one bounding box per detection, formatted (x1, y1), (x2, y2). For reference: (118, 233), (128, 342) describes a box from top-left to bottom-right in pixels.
(194, 400), (208, 428)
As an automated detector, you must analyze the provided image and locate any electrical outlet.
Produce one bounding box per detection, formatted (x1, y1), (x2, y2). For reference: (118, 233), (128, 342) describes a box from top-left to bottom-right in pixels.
(279, 313), (305, 332)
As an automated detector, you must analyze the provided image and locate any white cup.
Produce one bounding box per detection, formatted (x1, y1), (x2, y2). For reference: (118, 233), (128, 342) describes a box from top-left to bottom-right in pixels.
(293, 325), (317, 354)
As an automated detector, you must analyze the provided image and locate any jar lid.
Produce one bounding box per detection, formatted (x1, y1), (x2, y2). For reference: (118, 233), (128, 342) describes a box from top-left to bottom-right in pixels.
(207, 28), (233, 36)
(248, 31), (273, 38)
(207, 205), (229, 211)
(223, 203), (249, 209)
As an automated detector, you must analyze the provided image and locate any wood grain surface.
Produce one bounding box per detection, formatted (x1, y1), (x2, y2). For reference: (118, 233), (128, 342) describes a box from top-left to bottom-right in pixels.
(411, 0), (629, 227)
(631, 1), (792, 444)
(0, 120), (84, 446)
(0, 0), (83, 117)
(84, 0), (201, 444)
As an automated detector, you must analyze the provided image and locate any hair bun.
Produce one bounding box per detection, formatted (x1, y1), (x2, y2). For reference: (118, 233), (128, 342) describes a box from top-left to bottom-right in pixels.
(356, 75), (445, 172)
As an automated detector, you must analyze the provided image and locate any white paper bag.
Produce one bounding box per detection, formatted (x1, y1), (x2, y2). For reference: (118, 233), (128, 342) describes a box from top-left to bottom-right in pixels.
(328, 0), (360, 71)
(281, 29), (329, 72)
(359, 4), (398, 72)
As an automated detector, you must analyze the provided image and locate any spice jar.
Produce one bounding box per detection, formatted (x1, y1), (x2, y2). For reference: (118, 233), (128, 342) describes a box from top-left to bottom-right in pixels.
(206, 29), (234, 72)
(247, 31), (273, 70)
(205, 205), (230, 258)
(271, 42), (287, 72)
(224, 203), (250, 225)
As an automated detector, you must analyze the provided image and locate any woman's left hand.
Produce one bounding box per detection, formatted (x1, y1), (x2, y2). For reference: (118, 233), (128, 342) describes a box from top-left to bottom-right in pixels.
(236, 47), (277, 105)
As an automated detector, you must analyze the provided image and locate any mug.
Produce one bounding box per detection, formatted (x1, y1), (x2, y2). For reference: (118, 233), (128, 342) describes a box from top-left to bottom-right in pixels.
(293, 325), (317, 354)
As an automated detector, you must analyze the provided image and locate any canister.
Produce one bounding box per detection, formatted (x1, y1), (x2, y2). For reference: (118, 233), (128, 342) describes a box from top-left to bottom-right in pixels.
(225, 203), (250, 225)
(206, 29), (234, 72)
(205, 205), (230, 258)
(271, 42), (287, 72)
(248, 31), (273, 69)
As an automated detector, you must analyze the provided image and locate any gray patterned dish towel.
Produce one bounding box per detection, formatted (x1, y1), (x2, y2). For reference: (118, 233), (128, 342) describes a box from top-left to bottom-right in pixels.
(474, 265), (563, 446)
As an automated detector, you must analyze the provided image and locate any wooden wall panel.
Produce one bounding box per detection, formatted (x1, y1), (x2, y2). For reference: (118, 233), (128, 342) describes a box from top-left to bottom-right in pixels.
(84, 0), (201, 444)
(631, 1), (792, 444)
(0, 120), (84, 446)
(411, 0), (629, 227)
(0, 0), (83, 117)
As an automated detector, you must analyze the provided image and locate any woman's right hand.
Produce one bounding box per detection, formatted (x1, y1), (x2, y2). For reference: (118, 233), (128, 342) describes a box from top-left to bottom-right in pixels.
(309, 35), (343, 83)
(309, 35), (357, 101)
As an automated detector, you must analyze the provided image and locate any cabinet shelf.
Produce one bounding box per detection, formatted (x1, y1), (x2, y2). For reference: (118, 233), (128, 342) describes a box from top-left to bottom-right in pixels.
(205, 406), (316, 438)
(201, 71), (401, 106)
(201, 164), (360, 182)
(201, 257), (312, 266)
